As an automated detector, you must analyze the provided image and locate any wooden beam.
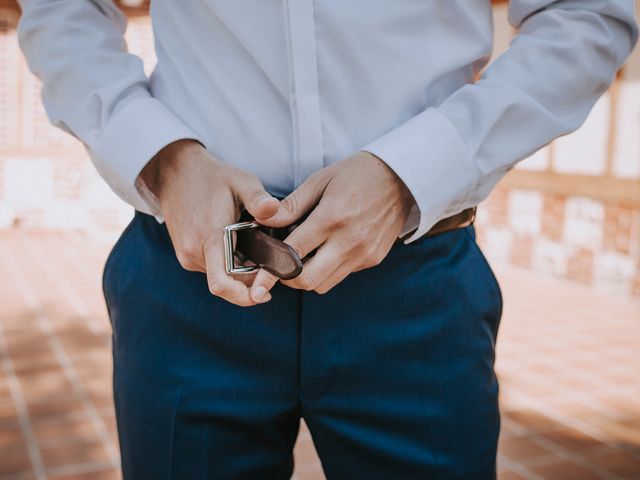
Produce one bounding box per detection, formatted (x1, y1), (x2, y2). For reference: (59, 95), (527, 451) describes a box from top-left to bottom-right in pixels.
(502, 169), (640, 206)
(605, 69), (623, 177)
(0, 0), (18, 13)
(0, 0), (150, 15)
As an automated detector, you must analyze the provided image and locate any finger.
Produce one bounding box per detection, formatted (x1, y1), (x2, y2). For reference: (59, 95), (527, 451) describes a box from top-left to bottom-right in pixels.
(203, 234), (260, 307)
(234, 175), (280, 221)
(233, 272), (257, 288)
(281, 208), (331, 260)
(249, 268), (279, 303)
(230, 252), (259, 287)
(282, 240), (346, 291)
(313, 262), (355, 294)
(259, 171), (330, 228)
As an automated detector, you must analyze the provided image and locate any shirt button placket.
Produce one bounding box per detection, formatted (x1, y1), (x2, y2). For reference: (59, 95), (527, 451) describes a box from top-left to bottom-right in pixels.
(283, 0), (325, 188)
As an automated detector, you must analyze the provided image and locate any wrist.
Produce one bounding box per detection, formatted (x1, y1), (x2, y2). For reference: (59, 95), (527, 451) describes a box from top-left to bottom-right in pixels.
(363, 151), (415, 212)
(139, 139), (204, 202)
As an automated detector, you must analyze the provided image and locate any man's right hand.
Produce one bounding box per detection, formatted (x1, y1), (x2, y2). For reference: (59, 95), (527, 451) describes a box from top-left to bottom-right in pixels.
(139, 139), (281, 307)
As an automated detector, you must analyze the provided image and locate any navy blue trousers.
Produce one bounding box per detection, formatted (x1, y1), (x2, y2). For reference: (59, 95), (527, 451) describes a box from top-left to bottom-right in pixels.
(102, 211), (503, 479)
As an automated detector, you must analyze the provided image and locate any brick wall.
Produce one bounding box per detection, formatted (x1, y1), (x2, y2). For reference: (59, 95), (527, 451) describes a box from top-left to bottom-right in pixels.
(0, 9), (150, 236)
(0, 4), (638, 296)
(472, 4), (640, 297)
(476, 188), (640, 296)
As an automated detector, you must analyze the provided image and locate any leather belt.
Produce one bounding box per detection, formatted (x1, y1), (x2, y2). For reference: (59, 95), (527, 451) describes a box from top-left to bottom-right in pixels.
(224, 206), (477, 280)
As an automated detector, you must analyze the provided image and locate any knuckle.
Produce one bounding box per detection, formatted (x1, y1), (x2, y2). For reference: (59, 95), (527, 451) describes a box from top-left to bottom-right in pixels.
(208, 279), (228, 297)
(334, 219), (347, 230)
(366, 249), (385, 267)
(182, 263), (199, 272)
(330, 209), (359, 230)
(280, 194), (297, 215)
(372, 250), (386, 266)
(174, 251), (188, 267)
(346, 229), (368, 250)
(365, 243), (380, 260)
(248, 186), (267, 204)
(208, 278), (254, 307)
(178, 239), (202, 260)
(176, 251), (198, 271)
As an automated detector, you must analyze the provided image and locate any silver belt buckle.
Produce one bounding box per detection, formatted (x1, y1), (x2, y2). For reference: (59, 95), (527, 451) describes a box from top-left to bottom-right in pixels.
(223, 221), (260, 275)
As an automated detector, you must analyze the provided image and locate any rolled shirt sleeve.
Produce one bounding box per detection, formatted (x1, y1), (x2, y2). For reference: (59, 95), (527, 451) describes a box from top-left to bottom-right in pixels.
(360, 0), (638, 243)
(17, 0), (202, 216)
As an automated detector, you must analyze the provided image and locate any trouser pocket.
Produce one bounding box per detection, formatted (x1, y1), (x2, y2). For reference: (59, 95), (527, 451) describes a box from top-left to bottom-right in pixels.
(102, 212), (138, 319)
(463, 224), (503, 328)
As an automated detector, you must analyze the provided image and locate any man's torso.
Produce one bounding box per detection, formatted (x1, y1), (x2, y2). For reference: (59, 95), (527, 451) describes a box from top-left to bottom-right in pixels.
(148, 0), (494, 197)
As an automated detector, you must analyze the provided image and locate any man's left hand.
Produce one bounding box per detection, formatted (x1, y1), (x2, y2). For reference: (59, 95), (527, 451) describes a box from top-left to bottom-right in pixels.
(248, 151), (415, 301)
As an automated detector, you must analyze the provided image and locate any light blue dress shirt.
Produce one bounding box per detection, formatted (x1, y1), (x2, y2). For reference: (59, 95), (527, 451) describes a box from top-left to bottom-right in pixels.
(17, 1), (637, 242)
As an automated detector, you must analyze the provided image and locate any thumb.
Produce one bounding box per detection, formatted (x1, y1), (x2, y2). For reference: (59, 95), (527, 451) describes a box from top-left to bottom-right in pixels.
(235, 177), (280, 221)
(260, 171), (329, 228)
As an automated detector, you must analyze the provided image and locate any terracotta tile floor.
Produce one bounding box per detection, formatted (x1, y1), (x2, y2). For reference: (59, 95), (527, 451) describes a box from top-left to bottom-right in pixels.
(0, 230), (639, 480)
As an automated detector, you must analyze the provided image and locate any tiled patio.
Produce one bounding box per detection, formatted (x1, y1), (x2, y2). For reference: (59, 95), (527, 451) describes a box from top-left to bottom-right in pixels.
(0, 229), (638, 480)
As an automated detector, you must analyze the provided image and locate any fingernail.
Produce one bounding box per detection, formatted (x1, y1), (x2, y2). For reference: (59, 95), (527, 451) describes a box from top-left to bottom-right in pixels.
(252, 286), (271, 303)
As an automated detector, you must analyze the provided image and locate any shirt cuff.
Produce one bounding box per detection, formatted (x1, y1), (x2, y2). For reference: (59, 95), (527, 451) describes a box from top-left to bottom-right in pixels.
(90, 96), (203, 217)
(359, 107), (479, 244)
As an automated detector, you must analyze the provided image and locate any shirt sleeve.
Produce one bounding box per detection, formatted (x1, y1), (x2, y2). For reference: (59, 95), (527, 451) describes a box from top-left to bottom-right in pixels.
(360, 0), (638, 243)
(16, 0), (203, 216)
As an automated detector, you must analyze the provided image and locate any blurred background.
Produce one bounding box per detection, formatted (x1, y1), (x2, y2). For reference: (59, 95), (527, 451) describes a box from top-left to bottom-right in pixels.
(0, 1), (638, 479)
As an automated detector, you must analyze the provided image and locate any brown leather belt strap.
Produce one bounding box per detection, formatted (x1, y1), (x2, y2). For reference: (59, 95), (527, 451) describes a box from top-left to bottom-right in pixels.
(398, 206), (477, 243)
(229, 206), (478, 280)
(235, 227), (304, 280)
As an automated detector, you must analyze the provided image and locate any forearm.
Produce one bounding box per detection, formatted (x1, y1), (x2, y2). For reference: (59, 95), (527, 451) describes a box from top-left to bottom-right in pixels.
(17, 0), (202, 214)
(361, 0), (638, 243)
